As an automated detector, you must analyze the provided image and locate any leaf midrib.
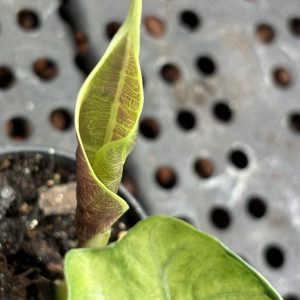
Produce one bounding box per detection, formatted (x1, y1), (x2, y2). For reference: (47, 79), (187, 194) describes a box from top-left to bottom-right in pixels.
(102, 36), (131, 146)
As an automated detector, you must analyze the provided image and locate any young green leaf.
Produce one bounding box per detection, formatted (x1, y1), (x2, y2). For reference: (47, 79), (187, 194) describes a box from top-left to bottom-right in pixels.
(65, 216), (283, 300)
(75, 0), (143, 246)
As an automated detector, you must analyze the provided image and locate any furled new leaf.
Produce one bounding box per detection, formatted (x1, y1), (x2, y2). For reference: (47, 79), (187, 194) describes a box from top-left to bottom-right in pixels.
(75, 0), (143, 246)
(65, 216), (282, 300)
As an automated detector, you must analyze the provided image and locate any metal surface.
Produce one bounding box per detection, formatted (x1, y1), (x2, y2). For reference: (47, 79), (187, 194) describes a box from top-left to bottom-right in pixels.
(0, 0), (82, 151)
(1, 0), (300, 297)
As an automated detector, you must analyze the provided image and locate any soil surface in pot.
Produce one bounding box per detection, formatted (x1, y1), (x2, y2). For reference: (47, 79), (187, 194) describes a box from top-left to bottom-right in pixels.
(0, 152), (139, 300)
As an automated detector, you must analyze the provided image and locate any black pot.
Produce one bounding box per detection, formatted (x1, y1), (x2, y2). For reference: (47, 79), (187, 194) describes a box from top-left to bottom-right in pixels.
(0, 145), (146, 220)
(0, 146), (146, 299)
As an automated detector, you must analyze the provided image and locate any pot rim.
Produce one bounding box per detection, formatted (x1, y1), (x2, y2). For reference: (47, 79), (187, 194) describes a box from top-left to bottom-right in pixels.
(0, 144), (74, 160)
(0, 145), (147, 219)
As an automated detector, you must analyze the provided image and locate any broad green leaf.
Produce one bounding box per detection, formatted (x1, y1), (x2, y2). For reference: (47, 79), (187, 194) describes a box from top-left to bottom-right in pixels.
(65, 216), (282, 300)
(75, 0), (143, 245)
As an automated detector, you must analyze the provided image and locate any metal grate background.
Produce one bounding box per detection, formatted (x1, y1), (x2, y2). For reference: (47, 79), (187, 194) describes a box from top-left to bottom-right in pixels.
(1, 0), (300, 297)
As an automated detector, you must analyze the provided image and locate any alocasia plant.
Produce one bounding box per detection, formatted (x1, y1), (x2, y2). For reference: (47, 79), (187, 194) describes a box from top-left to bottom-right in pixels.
(75, 0), (143, 247)
(64, 0), (283, 299)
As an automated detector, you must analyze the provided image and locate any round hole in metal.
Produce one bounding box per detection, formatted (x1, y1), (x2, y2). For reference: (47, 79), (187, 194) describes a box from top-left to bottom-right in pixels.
(213, 101), (233, 123)
(180, 10), (200, 31)
(160, 63), (181, 84)
(155, 167), (177, 189)
(177, 110), (196, 130)
(33, 58), (58, 81)
(247, 196), (267, 218)
(264, 244), (285, 269)
(17, 9), (40, 30)
(0, 67), (15, 89)
(229, 149), (249, 169)
(289, 113), (300, 134)
(5, 117), (31, 141)
(105, 21), (121, 40)
(140, 117), (160, 139)
(289, 17), (300, 37)
(74, 31), (89, 55)
(194, 158), (214, 179)
(256, 23), (275, 43)
(273, 67), (292, 88)
(144, 16), (165, 37)
(210, 207), (231, 230)
(49, 109), (72, 131)
(196, 56), (217, 76)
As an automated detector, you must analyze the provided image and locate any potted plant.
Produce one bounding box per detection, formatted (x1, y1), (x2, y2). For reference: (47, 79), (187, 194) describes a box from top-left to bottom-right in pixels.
(0, 0), (283, 299)
(0, 146), (145, 299)
(63, 0), (282, 299)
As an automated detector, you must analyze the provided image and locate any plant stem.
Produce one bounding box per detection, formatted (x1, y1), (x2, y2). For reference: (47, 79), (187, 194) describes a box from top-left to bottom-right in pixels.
(84, 229), (111, 248)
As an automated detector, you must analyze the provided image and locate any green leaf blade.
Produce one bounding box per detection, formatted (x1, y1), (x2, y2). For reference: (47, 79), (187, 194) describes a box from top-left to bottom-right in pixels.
(75, 0), (143, 245)
(65, 216), (282, 300)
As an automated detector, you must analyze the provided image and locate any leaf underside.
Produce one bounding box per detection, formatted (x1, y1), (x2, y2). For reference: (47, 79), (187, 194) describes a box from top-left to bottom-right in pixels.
(75, 0), (143, 245)
(65, 216), (282, 300)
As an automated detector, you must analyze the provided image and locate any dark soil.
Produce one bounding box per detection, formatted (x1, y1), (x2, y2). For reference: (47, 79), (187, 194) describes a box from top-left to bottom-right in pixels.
(0, 152), (139, 300)
(0, 152), (76, 299)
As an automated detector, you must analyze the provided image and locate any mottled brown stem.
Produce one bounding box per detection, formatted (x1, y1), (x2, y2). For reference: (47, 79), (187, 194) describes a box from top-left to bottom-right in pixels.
(76, 146), (123, 246)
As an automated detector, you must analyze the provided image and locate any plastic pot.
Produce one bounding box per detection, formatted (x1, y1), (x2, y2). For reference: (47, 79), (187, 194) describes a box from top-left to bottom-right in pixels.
(0, 145), (146, 299)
